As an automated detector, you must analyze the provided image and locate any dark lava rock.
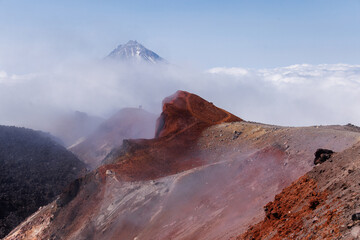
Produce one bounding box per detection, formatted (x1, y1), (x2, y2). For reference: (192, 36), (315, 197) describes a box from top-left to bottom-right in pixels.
(232, 131), (242, 140)
(314, 148), (334, 165)
(352, 213), (360, 221)
(0, 125), (86, 238)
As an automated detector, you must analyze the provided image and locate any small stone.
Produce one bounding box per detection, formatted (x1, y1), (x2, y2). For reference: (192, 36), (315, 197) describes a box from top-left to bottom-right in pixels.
(232, 131), (242, 140)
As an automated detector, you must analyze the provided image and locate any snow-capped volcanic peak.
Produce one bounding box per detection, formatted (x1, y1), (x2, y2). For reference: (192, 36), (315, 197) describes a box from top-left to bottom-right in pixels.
(106, 40), (165, 63)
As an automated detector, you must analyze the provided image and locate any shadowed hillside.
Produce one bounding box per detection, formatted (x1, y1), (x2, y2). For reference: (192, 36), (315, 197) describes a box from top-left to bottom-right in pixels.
(0, 126), (86, 238)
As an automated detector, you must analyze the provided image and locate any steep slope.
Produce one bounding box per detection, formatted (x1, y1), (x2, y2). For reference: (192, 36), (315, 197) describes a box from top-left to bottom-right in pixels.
(69, 108), (157, 169)
(240, 131), (360, 239)
(5, 92), (360, 240)
(0, 126), (86, 238)
(106, 40), (165, 63)
(49, 111), (104, 147)
(155, 90), (240, 138)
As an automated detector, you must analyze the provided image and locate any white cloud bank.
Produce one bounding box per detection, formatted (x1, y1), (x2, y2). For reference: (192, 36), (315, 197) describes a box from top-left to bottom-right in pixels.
(205, 63), (360, 126)
(1, 62), (360, 132)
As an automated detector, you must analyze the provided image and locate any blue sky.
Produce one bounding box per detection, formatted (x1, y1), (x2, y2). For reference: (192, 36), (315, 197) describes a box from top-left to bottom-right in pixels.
(0, 0), (359, 69)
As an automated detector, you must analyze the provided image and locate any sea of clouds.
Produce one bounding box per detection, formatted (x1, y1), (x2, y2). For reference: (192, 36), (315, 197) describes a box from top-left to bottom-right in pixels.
(1, 62), (360, 131)
(206, 63), (360, 126)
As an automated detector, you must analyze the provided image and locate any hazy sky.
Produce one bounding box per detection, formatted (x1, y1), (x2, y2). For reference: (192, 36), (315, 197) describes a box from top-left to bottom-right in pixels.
(1, 0), (360, 131)
(0, 0), (359, 69)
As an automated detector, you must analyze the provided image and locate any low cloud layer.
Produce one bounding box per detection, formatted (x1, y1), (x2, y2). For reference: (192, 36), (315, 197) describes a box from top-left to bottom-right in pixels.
(206, 64), (360, 126)
(1, 62), (360, 133)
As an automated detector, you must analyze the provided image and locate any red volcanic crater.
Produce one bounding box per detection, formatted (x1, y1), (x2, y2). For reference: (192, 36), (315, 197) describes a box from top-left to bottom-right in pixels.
(100, 90), (242, 181)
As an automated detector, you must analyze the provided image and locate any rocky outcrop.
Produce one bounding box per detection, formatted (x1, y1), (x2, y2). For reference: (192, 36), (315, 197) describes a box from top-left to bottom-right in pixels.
(314, 148), (334, 165)
(155, 90), (242, 138)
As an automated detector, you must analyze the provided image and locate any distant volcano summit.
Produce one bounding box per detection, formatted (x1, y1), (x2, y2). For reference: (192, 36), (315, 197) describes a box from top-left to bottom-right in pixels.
(106, 40), (165, 63)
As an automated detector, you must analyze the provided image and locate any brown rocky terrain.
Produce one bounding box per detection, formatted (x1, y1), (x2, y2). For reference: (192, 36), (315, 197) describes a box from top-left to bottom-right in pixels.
(239, 133), (360, 239)
(69, 108), (157, 169)
(5, 91), (360, 240)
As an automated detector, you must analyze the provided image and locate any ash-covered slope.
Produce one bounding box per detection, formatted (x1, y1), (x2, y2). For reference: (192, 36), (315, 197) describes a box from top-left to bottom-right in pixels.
(0, 126), (86, 238)
(106, 40), (165, 63)
(69, 108), (157, 169)
(5, 92), (360, 240)
(240, 129), (360, 240)
(49, 111), (104, 147)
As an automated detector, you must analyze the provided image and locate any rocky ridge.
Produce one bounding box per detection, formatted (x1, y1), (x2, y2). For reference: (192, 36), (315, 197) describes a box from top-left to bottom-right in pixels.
(5, 91), (360, 240)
